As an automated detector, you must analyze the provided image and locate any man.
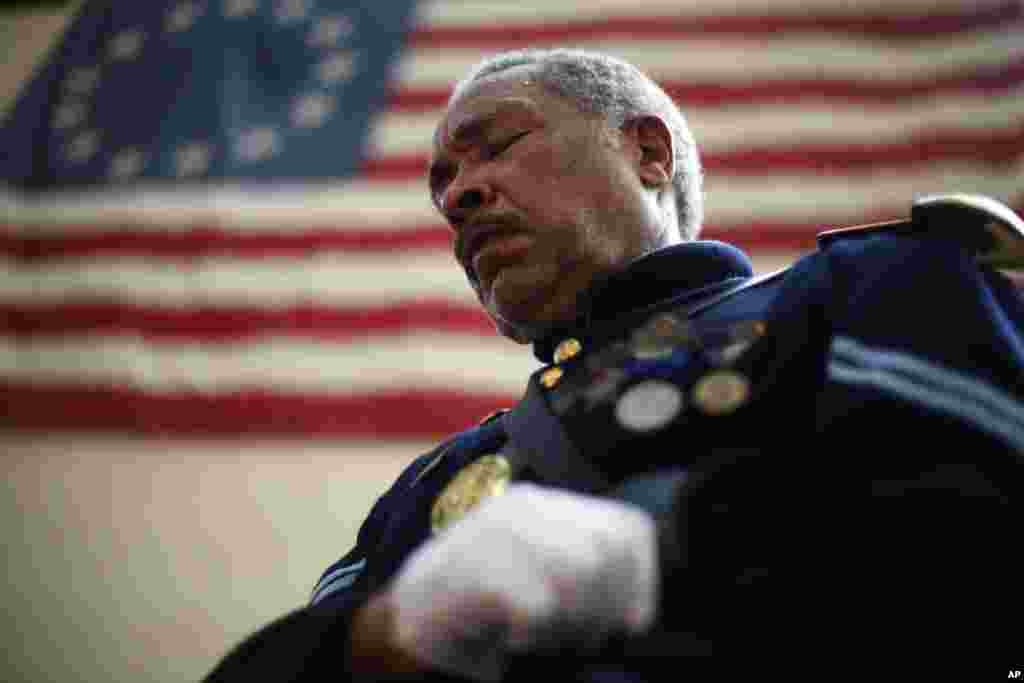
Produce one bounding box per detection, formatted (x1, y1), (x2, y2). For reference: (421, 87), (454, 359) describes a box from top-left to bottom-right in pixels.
(205, 49), (1022, 681)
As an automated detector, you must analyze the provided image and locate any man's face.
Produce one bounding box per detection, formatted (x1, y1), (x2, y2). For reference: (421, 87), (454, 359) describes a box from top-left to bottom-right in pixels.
(429, 65), (672, 342)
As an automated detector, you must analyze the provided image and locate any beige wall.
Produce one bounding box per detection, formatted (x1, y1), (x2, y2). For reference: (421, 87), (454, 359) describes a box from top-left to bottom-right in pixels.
(0, 12), (429, 679)
(0, 9), (423, 681)
(1, 433), (425, 682)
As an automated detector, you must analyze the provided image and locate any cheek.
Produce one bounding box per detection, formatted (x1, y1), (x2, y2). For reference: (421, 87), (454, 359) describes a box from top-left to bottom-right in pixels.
(505, 154), (578, 226)
(504, 141), (625, 262)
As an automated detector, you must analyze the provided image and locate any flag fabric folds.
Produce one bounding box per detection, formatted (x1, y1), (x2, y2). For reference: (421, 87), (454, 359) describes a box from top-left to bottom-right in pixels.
(1, 0), (1022, 437)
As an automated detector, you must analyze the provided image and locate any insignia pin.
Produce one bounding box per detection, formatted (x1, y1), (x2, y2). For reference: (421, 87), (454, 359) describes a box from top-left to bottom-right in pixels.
(615, 379), (685, 432)
(540, 366), (564, 389)
(431, 454), (511, 534)
(553, 338), (583, 364)
(631, 314), (691, 360)
(693, 370), (751, 416)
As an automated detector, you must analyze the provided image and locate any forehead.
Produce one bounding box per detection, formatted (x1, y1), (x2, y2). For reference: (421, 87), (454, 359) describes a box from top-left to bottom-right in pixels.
(433, 65), (569, 152)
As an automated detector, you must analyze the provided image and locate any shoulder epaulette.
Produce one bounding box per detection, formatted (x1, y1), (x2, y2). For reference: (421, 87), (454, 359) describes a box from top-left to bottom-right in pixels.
(684, 267), (789, 319)
(816, 194), (1024, 270)
(478, 408), (510, 426)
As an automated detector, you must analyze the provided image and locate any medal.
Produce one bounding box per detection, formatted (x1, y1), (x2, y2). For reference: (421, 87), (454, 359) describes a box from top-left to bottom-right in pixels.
(631, 313), (692, 360)
(431, 454), (512, 534)
(693, 369), (751, 416)
(615, 379), (685, 432)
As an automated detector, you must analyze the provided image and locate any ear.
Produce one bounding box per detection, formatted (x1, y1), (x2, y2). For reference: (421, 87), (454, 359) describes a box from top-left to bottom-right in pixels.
(622, 115), (674, 189)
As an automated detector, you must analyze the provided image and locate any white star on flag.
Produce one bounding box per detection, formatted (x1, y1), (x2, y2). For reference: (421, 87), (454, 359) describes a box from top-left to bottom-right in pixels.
(66, 130), (101, 163)
(223, 0), (258, 18)
(275, 0), (312, 23)
(291, 94), (335, 129)
(307, 15), (353, 47)
(317, 51), (356, 84)
(108, 30), (145, 61)
(109, 148), (146, 179)
(167, 2), (200, 33)
(236, 127), (281, 162)
(64, 67), (100, 95)
(175, 142), (212, 176)
(53, 101), (87, 129)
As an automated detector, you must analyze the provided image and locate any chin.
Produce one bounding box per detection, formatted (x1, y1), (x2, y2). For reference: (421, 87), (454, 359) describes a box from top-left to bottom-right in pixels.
(485, 297), (547, 344)
(489, 298), (573, 345)
(482, 268), (578, 342)
(491, 316), (534, 344)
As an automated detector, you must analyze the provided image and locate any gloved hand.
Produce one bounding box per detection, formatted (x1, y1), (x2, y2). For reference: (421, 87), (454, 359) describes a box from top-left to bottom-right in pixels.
(389, 483), (658, 681)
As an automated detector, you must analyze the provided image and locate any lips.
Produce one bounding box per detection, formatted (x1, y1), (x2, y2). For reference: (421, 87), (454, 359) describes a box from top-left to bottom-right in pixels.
(458, 219), (527, 281)
(472, 232), (534, 286)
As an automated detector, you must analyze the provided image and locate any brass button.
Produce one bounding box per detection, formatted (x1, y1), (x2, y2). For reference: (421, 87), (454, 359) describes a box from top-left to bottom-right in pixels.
(693, 370), (751, 416)
(649, 313), (688, 339)
(729, 320), (767, 341)
(431, 454), (511, 534)
(631, 314), (692, 359)
(540, 366), (564, 389)
(553, 338), (583, 364)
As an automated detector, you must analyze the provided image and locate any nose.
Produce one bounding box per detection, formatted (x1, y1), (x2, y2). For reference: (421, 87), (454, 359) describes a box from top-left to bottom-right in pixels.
(441, 174), (495, 225)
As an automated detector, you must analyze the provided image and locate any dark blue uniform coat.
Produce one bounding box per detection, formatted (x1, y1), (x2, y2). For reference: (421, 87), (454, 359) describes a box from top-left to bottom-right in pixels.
(205, 208), (1023, 681)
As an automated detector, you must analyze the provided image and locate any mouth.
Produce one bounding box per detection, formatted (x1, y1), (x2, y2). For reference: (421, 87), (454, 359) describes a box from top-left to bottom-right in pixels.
(458, 219), (527, 282)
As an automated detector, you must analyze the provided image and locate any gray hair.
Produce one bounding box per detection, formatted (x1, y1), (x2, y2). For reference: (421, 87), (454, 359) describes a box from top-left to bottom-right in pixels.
(454, 48), (703, 240)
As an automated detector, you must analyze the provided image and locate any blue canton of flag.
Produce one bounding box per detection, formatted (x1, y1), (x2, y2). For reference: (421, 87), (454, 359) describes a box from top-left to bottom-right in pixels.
(1, 0), (419, 189)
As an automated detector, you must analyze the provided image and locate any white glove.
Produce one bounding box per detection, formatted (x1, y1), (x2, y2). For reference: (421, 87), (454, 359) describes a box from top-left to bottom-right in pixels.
(390, 483), (658, 681)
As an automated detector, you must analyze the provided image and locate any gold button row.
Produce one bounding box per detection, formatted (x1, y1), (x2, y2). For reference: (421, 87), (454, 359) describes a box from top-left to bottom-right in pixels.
(540, 337), (583, 388)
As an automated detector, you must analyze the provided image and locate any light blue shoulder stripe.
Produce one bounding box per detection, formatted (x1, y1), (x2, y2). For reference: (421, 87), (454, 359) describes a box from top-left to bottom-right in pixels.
(828, 336), (1024, 451)
(978, 273), (1024, 365)
(310, 571), (362, 605)
(310, 558), (366, 605)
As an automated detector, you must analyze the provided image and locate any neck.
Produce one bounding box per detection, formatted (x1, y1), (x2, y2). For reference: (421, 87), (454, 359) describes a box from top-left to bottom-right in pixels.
(527, 240), (754, 363)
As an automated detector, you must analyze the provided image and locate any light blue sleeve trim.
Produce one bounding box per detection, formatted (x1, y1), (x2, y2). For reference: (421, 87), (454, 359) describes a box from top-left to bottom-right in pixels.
(309, 558), (366, 605)
(828, 336), (1024, 452)
(310, 571), (362, 606)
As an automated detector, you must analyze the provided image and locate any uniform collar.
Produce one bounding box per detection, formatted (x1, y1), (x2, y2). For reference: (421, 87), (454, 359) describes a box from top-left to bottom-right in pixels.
(532, 240), (754, 363)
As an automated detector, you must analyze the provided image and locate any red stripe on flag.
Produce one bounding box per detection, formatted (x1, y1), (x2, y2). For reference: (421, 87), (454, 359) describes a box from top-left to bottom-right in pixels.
(0, 226), (454, 261)
(388, 58), (1024, 112)
(362, 124), (1024, 181)
(0, 382), (516, 437)
(1, 300), (495, 341)
(410, 3), (1023, 46)
(12, 202), (1024, 262)
(0, 220), (854, 261)
(703, 126), (1024, 173)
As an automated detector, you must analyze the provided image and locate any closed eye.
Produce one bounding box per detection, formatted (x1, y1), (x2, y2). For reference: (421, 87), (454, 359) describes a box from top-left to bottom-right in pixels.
(428, 161), (454, 207)
(428, 131), (530, 209)
(489, 131), (529, 159)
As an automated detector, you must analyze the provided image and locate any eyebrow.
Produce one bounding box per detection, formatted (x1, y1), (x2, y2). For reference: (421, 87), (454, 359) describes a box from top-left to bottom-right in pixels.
(428, 99), (542, 205)
(448, 116), (491, 149)
(427, 113), (498, 205)
(449, 99), (539, 149)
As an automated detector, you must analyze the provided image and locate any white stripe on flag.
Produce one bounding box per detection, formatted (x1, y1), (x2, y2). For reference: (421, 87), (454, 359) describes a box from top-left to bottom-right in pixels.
(397, 25), (1024, 87)
(418, 0), (1003, 24)
(5, 158), (1022, 233)
(0, 251), (475, 306)
(0, 332), (535, 395)
(371, 88), (1024, 157)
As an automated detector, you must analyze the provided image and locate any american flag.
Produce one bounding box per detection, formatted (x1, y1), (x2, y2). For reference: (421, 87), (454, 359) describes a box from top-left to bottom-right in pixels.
(2, 0), (1022, 438)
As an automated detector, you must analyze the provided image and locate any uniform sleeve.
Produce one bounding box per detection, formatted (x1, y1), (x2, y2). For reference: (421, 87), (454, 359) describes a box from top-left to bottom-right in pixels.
(808, 236), (1022, 664)
(201, 449), (443, 683)
(653, 236), (1022, 671)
